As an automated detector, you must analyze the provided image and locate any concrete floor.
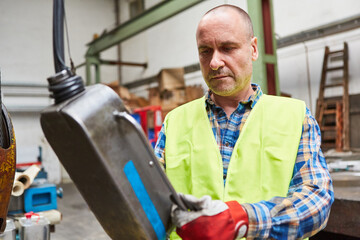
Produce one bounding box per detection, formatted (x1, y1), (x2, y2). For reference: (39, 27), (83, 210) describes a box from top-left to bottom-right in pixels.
(51, 183), (110, 240)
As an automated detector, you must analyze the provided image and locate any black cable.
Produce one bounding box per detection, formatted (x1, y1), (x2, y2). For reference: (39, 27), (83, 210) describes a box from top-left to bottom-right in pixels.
(48, 0), (85, 104)
(53, 0), (67, 73)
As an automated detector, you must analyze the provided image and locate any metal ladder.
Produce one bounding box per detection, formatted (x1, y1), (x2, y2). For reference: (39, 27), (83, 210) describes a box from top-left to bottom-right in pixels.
(316, 42), (349, 151)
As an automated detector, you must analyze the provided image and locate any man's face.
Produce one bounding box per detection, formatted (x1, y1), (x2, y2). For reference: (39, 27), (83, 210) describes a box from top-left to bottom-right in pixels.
(196, 9), (258, 97)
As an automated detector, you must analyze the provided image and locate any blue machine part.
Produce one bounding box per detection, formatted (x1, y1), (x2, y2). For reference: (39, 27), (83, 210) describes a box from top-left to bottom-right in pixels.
(24, 183), (57, 213)
(131, 113), (141, 125)
(35, 169), (48, 180)
(124, 160), (166, 240)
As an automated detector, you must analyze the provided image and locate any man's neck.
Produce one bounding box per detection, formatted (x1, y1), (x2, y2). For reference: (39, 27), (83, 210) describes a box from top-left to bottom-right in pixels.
(211, 85), (254, 118)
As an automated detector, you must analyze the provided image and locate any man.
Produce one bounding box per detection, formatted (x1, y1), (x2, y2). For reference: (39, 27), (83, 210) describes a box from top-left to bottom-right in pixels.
(155, 4), (333, 240)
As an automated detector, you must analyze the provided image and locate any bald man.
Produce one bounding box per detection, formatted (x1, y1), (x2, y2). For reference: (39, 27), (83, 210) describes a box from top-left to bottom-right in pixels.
(155, 5), (333, 240)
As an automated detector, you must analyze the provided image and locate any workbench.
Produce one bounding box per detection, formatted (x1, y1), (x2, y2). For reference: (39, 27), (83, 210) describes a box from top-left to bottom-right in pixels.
(317, 152), (360, 238)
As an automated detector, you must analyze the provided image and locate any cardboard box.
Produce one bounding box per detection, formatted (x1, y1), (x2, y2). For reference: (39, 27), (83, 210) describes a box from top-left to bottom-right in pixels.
(161, 89), (186, 111)
(106, 81), (151, 110)
(148, 87), (161, 106)
(162, 109), (172, 119)
(158, 68), (185, 92)
(106, 81), (131, 100)
(135, 96), (150, 108)
(147, 111), (154, 129)
(127, 94), (149, 109)
(185, 85), (205, 102)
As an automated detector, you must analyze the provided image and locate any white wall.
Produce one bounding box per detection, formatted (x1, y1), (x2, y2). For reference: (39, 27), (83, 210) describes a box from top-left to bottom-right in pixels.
(273, 0), (360, 37)
(0, 0), (115, 183)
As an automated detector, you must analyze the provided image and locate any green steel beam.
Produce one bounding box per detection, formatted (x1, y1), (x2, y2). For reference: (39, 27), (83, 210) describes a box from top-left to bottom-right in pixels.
(86, 0), (203, 57)
(247, 0), (280, 95)
(247, 0), (266, 92)
(269, 0), (280, 96)
(85, 55), (100, 85)
(85, 0), (203, 85)
(263, 54), (277, 63)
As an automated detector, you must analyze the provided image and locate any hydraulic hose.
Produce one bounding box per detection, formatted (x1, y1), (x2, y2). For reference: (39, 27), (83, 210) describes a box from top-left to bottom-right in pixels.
(49, 0), (85, 104)
(53, 0), (67, 73)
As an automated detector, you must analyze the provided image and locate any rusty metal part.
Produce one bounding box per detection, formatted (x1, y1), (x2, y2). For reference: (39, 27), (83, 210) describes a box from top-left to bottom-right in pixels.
(100, 59), (148, 68)
(0, 104), (16, 233)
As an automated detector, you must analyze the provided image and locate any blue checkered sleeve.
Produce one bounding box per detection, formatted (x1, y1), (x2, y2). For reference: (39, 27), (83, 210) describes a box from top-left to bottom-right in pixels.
(242, 108), (334, 239)
(154, 124), (166, 163)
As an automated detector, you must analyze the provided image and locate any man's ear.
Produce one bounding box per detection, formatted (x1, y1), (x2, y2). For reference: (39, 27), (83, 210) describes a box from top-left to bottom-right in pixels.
(251, 37), (258, 61)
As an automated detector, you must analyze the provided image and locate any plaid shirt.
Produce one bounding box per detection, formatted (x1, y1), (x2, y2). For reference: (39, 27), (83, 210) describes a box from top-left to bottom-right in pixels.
(154, 84), (334, 239)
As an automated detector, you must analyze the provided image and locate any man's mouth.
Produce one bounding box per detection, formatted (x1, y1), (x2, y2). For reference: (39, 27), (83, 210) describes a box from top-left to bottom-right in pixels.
(211, 75), (228, 80)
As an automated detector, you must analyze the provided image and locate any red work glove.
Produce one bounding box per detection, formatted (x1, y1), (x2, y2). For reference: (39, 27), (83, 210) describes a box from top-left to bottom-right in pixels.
(171, 193), (248, 240)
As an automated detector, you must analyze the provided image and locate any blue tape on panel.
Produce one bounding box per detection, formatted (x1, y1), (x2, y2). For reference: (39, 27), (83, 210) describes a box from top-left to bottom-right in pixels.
(124, 160), (166, 240)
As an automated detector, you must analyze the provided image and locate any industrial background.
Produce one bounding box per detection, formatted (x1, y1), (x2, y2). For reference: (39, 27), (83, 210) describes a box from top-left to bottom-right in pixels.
(0, 0), (360, 239)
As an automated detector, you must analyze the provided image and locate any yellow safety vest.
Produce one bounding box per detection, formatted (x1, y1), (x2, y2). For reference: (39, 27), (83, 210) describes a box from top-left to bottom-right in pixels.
(164, 94), (305, 239)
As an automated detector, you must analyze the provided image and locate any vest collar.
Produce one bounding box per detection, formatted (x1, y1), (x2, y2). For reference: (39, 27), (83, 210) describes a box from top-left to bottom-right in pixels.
(205, 83), (263, 112)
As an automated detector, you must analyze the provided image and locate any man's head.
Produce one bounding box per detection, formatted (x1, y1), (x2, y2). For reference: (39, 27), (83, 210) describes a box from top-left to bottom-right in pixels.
(196, 5), (258, 97)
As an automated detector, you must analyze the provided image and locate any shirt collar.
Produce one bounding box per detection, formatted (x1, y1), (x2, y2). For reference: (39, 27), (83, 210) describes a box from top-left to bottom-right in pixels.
(205, 83), (263, 109)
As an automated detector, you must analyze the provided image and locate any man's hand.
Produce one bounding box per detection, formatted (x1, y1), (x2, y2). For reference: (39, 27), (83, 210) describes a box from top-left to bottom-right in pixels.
(171, 193), (248, 240)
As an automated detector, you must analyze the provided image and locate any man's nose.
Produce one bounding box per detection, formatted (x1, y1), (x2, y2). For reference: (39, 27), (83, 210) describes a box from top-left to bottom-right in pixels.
(209, 51), (224, 70)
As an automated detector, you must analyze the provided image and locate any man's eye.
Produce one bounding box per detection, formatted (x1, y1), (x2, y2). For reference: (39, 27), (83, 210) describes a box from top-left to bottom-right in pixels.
(223, 47), (234, 52)
(199, 48), (211, 54)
